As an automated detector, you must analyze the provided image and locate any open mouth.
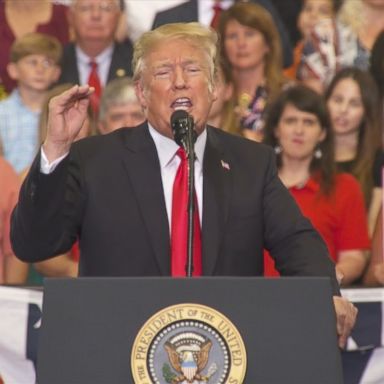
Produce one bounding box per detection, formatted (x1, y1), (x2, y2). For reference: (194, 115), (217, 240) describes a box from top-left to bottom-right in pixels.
(171, 97), (192, 110)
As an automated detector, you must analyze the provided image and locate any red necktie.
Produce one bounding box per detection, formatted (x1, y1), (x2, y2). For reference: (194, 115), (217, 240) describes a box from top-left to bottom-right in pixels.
(171, 148), (202, 277)
(210, 2), (223, 30)
(87, 60), (102, 114)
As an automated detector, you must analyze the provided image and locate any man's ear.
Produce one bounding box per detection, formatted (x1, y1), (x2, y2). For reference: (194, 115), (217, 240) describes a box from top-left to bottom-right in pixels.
(7, 62), (19, 81)
(135, 80), (148, 109)
(98, 121), (108, 135)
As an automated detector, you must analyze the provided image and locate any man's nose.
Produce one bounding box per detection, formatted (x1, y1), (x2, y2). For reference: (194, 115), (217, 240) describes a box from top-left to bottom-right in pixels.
(173, 67), (187, 89)
(90, 6), (102, 19)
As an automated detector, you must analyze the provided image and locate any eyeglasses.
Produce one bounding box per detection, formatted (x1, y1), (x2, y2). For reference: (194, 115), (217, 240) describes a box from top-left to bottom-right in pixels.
(75, 1), (119, 14)
(20, 57), (57, 69)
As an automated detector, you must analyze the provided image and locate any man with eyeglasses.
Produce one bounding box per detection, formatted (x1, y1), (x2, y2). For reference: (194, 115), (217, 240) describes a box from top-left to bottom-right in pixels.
(58, 0), (133, 113)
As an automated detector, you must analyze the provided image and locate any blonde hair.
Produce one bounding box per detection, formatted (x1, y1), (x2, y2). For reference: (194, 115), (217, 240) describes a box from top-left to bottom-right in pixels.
(10, 32), (62, 64)
(338, 0), (363, 35)
(132, 22), (219, 89)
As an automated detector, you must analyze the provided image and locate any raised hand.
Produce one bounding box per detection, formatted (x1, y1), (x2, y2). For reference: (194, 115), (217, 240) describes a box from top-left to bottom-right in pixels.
(43, 85), (94, 162)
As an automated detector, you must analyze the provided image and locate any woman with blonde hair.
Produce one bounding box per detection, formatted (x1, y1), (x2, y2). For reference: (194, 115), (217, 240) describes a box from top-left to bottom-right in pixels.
(217, 1), (286, 141)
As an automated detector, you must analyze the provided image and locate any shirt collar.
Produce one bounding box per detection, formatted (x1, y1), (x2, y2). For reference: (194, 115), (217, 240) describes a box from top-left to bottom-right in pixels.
(148, 123), (207, 169)
(199, 0), (233, 14)
(76, 44), (114, 66)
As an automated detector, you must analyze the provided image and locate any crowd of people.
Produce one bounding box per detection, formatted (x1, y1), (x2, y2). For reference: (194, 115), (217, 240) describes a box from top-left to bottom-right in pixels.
(0, 0), (383, 291)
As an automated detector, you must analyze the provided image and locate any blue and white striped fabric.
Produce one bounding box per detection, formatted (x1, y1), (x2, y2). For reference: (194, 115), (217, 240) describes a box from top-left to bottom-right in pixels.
(0, 286), (42, 384)
(342, 288), (384, 384)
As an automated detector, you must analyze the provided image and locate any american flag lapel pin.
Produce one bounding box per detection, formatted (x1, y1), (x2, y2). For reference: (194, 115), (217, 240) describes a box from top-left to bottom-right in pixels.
(221, 160), (230, 171)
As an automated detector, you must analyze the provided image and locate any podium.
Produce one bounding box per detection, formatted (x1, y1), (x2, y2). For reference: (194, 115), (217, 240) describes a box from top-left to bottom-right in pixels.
(38, 277), (343, 383)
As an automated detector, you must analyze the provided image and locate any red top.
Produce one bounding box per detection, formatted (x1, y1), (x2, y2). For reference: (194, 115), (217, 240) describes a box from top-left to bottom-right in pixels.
(0, 2), (70, 94)
(264, 173), (371, 276)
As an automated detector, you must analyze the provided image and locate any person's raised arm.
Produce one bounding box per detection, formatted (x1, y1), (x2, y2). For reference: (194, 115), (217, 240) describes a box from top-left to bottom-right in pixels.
(42, 84), (93, 163)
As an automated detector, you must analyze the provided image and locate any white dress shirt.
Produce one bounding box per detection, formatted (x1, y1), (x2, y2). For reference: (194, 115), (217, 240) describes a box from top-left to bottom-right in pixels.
(148, 124), (205, 230)
(198, 0), (233, 26)
(75, 45), (114, 87)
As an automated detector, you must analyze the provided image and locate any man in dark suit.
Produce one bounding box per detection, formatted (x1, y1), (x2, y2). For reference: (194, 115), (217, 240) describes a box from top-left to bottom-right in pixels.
(11, 22), (356, 348)
(58, 0), (133, 93)
(152, 0), (293, 68)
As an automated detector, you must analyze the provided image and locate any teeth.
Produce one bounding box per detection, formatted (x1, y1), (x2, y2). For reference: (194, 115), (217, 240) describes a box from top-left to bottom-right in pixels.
(171, 98), (192, 109)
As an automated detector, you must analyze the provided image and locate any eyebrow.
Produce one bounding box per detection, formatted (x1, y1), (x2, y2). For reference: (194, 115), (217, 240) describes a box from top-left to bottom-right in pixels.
(152, 59), (202, 69)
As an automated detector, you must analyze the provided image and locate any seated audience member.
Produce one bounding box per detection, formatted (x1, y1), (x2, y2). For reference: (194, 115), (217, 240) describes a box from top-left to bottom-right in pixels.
(298, 0), (374, 92)
(152, 0), (293, 68)
(325, 67), (383, 235)
(59, 0), (134, 114)
(0, 0), (69, 95)
(217, 2), (286, 142)
(284, 0), (338, 81)
(364, 205), (384, 286)
(10, 22), (357, 347)
(263, 85), (370, 285)
(98, 77), (145, 134)
(0, 32), (62, 173)
(0, 155), (28, 284)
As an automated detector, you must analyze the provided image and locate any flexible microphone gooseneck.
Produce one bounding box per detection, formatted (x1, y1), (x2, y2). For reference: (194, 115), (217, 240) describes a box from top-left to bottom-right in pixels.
(170, 110), (197, 278)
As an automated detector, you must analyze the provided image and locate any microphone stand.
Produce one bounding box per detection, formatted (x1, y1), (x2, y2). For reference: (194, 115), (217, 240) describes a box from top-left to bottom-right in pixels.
(183, 115), (196, 278)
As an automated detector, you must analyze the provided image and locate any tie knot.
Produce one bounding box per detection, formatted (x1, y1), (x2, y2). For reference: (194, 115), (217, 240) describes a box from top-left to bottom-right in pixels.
(89, 60), (98, 70)
(213, 3), (222, 12)
(176, 147), (187, 161)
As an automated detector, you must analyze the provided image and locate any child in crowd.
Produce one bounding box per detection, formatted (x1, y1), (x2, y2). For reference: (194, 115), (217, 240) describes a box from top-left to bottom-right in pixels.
(298, 0), (372, 92)
(284, 0), (338, 81)
(0, 32), (62, 173)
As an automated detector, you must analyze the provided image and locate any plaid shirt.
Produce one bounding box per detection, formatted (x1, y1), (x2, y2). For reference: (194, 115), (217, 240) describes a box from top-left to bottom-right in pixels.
(0, 89), (40, 173)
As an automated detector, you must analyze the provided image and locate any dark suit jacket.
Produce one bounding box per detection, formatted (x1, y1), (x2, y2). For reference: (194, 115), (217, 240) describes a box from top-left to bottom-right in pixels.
(152, 0), (293, 68)
(58, 40), (134, 85)
(11, 124), (339, 293)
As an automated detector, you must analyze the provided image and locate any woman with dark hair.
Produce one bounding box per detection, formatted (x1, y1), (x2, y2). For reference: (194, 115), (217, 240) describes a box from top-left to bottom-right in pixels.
(263, 84), (370, 285)
(217, 1), (286, 142)
(325, 67), (383, 234)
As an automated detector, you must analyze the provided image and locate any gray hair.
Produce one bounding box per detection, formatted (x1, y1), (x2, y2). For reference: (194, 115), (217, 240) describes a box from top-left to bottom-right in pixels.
(99, 77), (139, 121)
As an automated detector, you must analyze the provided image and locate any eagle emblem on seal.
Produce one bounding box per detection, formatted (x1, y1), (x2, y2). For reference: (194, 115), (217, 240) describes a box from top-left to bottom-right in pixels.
(163, 332), (218, 383)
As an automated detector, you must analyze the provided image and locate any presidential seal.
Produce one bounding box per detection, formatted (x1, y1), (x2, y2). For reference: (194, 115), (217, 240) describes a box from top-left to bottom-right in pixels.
(131, 303), (247, 383)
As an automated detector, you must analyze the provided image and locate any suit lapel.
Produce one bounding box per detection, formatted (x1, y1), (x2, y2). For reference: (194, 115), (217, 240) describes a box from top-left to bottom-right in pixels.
(202, 128), (231, 275)
(121, 124), (170, 275)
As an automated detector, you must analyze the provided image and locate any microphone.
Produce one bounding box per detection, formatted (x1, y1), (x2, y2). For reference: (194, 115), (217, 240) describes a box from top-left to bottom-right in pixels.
(170, 110), (197, 277)
(170, 110), (196, 151)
